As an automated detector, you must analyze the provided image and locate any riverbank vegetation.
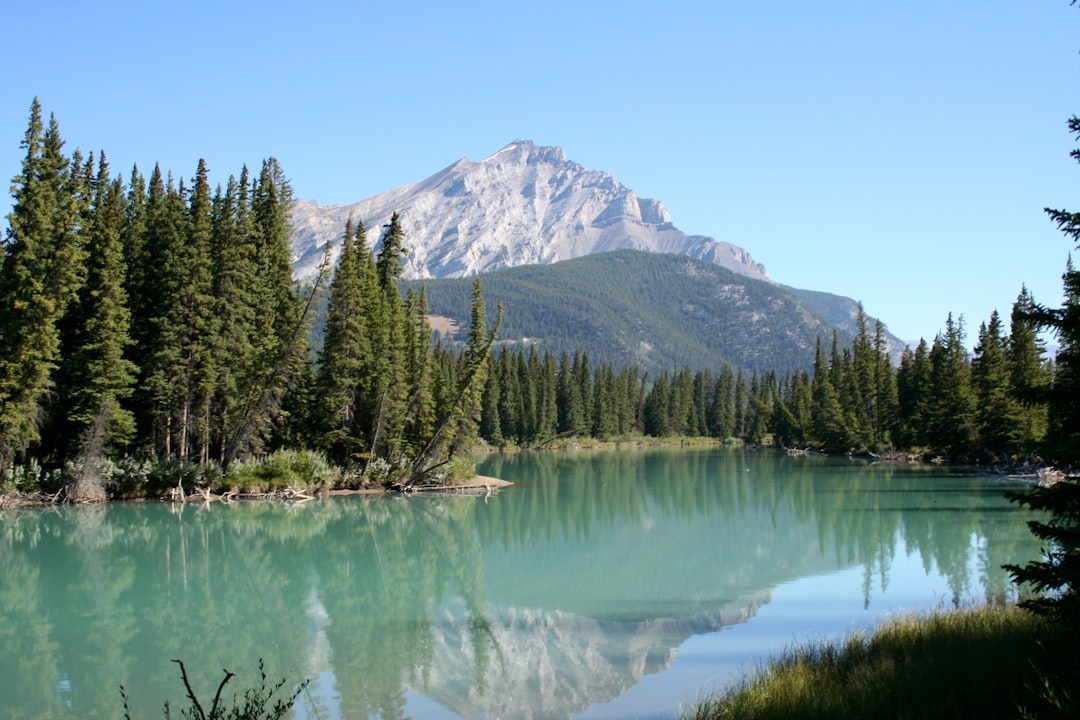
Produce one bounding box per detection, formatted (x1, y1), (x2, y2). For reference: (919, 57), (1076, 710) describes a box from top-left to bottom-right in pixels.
(0, 99), (500, 500)
(682, 603), (1078, 720)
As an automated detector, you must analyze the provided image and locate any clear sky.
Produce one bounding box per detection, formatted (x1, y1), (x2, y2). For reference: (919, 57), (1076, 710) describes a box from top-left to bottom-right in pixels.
(2, 1), (1078, 345)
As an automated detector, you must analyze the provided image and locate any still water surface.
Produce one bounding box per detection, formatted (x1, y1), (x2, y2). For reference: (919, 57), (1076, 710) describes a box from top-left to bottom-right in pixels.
(0, 447), (1043, 719)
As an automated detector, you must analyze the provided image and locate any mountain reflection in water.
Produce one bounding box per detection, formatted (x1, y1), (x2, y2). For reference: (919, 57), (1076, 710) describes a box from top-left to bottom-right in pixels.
(0, 447), (1042, 719)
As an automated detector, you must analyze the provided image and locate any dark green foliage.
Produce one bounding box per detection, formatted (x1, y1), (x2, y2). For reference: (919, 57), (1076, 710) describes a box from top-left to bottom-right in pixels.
(53, 154), (138, 458)
(410, 250), (852, 376)
(315, 218), (373, 461)
(926, 314), (976, 457)
(1007, 287), (1051, 456)
(0, 100), (84, 476)
(1005, 480), (1080, 624)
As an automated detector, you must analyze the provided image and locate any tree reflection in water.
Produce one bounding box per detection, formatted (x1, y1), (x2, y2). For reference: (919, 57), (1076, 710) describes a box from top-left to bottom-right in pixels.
(0, 448), (1044, 719)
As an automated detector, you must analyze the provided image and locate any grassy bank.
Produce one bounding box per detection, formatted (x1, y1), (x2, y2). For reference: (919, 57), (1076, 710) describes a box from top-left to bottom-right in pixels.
(683, 603), (1077, 720)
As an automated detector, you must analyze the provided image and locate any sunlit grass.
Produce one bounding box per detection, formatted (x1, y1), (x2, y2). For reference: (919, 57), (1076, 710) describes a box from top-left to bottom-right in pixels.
(684, 603), (1077, 720)
(219, 449), (335, 493)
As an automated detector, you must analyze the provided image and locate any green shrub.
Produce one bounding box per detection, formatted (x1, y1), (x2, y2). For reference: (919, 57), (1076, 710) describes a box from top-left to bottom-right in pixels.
(220, 450), (334, 493)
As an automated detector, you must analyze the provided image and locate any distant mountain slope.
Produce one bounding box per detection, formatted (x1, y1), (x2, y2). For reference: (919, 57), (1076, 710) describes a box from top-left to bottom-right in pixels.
(409, 250), (849, 374)
(786, 286), (908, 364)
(289, 140), (769, 284)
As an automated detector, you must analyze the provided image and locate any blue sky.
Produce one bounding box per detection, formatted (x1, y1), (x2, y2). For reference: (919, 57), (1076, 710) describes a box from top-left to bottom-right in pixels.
(2, 1), (1078, 344)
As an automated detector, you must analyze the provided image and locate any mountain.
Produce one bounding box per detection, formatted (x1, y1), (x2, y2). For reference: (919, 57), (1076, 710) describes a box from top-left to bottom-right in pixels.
(408, 250), (846, 374)
(289, 139), (907, 368)
(289, 139), (769, 284)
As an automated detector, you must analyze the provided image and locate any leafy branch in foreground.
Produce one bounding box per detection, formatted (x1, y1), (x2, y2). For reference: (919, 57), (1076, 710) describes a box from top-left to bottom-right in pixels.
(120, 658), (309, 720)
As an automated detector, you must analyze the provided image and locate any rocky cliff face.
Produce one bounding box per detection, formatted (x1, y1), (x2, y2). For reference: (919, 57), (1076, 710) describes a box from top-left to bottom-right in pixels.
(289, 140), (770, 284)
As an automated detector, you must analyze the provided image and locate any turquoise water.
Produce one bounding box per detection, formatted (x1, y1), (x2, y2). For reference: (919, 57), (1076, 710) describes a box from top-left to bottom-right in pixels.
(0, 447), (1043, 719)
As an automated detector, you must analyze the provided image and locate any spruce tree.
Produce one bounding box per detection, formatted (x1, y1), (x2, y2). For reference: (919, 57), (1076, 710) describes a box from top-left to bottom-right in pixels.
(316, 219), (370, 461)
(1006, 286), (1050, 456)
(0, 100), (84, 477)
(926, 314), (976, 457)
(896, 338), (932, 448)
(811, 337), (850, 450)
(971, 311), (1013, 456)
(59, 157), (138, 456)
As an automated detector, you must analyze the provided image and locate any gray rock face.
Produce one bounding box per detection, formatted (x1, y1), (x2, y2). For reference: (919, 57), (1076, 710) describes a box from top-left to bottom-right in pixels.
(289, 140), (770, 284)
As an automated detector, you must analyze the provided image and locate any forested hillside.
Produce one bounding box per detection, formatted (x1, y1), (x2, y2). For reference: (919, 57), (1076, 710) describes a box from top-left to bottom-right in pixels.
(410, 250), (850, 375)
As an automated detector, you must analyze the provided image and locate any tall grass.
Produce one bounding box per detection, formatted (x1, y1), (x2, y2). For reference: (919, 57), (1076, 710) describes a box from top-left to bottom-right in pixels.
(684, 603), (1077, 720)
(219, 449), (334, 493)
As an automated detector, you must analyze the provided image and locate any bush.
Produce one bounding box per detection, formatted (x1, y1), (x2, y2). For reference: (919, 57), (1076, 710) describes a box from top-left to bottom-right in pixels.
(220, 449), (334, 493)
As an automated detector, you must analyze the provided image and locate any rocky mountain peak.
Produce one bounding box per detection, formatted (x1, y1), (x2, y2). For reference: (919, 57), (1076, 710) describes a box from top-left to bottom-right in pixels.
(288, 140), (770, 284)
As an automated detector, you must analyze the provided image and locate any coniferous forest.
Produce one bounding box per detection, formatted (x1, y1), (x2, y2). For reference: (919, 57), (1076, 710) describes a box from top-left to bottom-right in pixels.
(1, 98), (1078, 502)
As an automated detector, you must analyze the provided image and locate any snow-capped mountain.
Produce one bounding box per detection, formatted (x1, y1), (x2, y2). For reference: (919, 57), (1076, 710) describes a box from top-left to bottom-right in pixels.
(288, 140), (769, 284)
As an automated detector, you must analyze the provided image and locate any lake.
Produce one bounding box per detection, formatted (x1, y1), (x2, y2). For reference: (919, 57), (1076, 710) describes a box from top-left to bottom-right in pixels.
(0, 447), (1044, 719)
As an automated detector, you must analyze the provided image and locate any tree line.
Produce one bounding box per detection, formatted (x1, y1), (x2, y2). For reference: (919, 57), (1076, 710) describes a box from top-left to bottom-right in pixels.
(0, 99), (494, 494)
(2, 98), (1077, 499)
(473, 293), (1055, 462)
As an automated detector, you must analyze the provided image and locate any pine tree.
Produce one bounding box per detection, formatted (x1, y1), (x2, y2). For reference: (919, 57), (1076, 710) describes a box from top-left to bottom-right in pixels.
(708, 366), (736, 440)
(58, 155), (138, 455)
(896, 338), (932, 448)
(375, 210), (407, 289)
(926, 314), (976, 457)
(316, 218), (370, 461)
(556, 352), (583, 435)
(1006, 286), (1050, 456)
(209, 173), (257, 461)
(971, 311), (1013, 456)
(811, 337), (850, 450)
(229, 158), (311, 461)
(0, 100), (84, 476)
(180, 160), (219, 463)
(643, 372), (672, 437)
(872, 319), (900, 447)
(134, 166), (187, 455)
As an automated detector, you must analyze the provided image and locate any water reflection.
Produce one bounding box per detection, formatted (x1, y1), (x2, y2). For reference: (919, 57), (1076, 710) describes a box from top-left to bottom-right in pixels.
(0, 448), (1042, 719)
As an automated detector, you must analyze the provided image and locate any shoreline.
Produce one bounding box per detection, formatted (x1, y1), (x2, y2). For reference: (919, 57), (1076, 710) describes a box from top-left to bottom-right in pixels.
(0, 474), (515, 509)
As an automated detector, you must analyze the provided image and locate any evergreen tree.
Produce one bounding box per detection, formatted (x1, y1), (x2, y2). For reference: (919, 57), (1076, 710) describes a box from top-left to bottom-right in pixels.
(872, 320), (900, 447)
(0, 100), (83, 476)
(971, 311), (1013, 456)
(536, 350), (559, 441)
(811, 337), (850, 450)
(479, 352), (503, 444)
(556, 352), (583, 435)
(1006, 286), (1050, 456)
(180, 160), (219, 463)
(376, 210), (407, 289)
(926, 314), (976, 457)
(896, 338), (932, 448)
(58, 156), (137, 455)
(316, 219), (371, 461)
(643, 372), (672, 437)
(708, 366), (736, 440)
(495, 348), (521, 442)
(403, 287), (437, 451)
(134, 167), (189, 456)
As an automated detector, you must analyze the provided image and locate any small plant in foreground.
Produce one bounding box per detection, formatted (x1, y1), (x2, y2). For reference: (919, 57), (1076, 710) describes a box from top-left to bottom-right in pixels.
(121, 658), (309, 720)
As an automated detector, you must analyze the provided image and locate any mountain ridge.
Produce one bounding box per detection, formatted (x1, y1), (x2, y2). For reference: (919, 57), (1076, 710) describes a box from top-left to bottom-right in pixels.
(289, 139), (769, 284)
